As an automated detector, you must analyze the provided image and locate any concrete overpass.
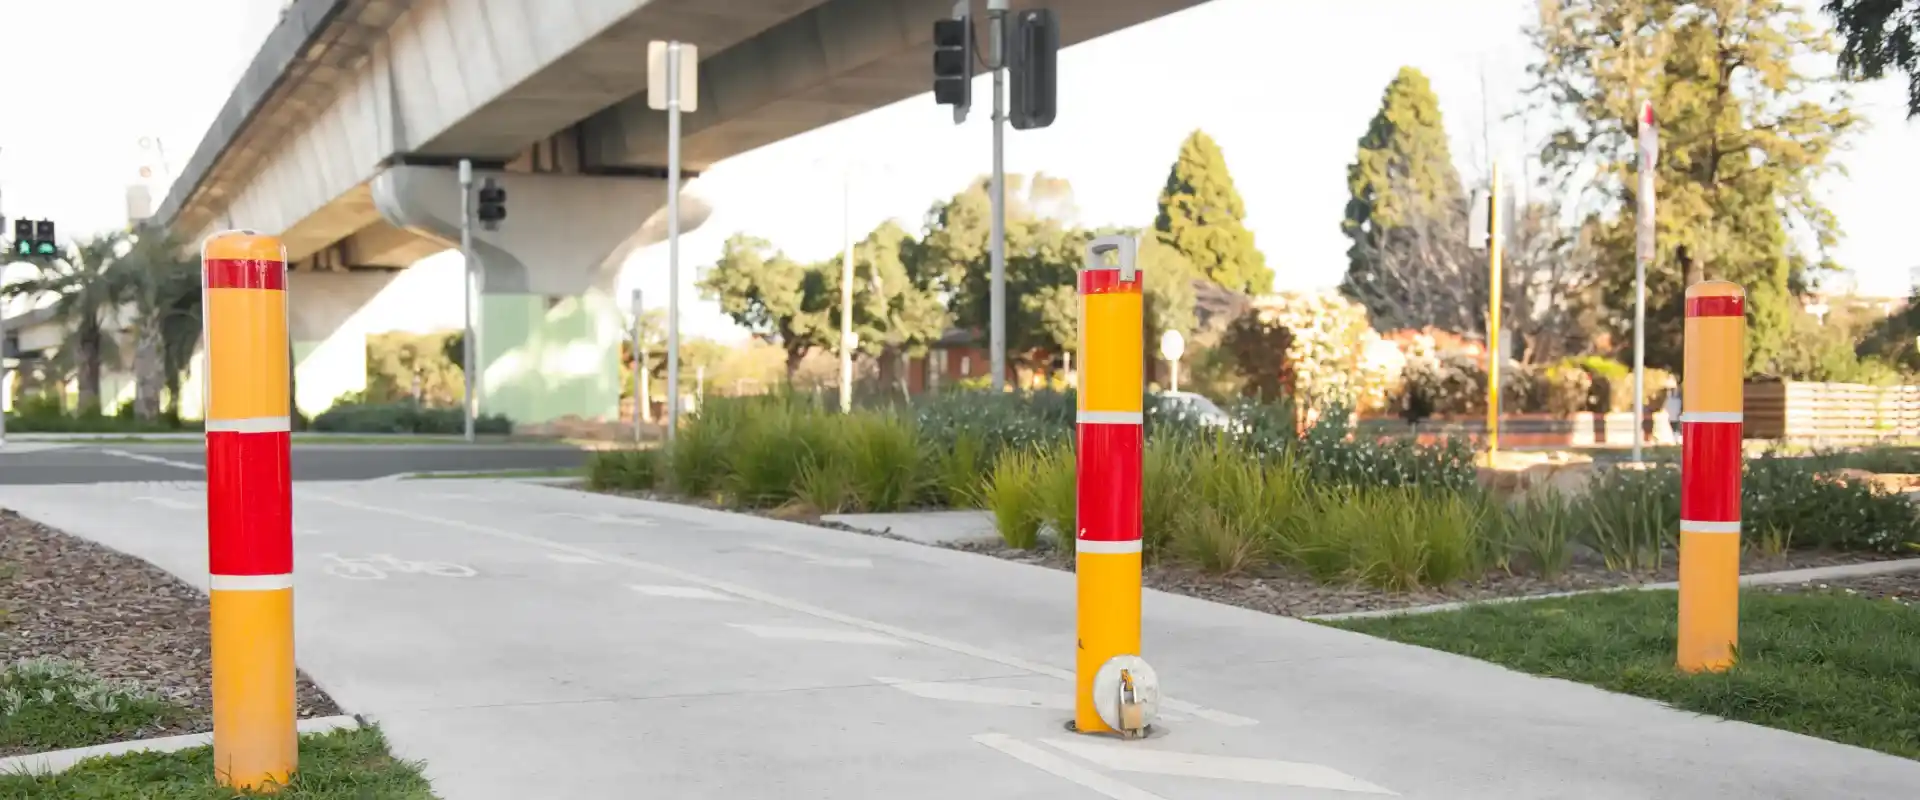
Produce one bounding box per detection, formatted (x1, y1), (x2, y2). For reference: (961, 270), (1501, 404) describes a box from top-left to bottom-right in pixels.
(160, 0), (1204, 425)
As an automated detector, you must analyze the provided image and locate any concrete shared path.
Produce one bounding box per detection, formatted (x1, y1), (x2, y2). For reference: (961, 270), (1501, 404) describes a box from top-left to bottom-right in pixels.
(2, 480), (1914, 799)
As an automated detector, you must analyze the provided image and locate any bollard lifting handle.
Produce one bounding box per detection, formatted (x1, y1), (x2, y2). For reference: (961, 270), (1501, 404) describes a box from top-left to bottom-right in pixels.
(1086, 235), (1138, 283)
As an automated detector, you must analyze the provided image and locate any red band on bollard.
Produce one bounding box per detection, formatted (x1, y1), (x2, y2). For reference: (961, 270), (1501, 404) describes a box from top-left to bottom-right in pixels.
(206, 431), (294, 575)
(204, 259), (288, 291)
(1075, 422), (1143, 543)
(1685, 295), (1743, 318)
(1080, 269), (1143, 295)
(1679, 422), (1742, 523)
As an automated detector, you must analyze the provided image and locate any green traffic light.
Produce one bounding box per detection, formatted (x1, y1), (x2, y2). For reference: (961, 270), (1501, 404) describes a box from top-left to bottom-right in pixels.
(35, 242), (54, 255)
(14, 242), (28, 256)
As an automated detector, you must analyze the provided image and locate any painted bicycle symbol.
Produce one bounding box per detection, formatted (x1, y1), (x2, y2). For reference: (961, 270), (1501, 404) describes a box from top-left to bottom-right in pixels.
(320, 553), (478, 581)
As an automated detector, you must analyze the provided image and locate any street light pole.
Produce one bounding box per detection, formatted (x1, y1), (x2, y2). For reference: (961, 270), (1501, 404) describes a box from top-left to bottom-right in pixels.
(665, 41), (685, 442)
(458, 159), (476, 443)
(631, 289), (645, 444)
(987, 0), (1009, 394)
(1633, 101), (1657, 463)
(841, 168), (855, 412)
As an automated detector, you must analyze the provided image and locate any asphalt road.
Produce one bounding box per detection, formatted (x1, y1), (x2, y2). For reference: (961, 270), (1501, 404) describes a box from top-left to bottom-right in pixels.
(0, 443), (589, 484)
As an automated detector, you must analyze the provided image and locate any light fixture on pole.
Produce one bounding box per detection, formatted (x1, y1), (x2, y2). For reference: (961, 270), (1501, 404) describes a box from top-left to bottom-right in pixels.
(649, 40), (699, 440)
(1159, 329), (1185, 393)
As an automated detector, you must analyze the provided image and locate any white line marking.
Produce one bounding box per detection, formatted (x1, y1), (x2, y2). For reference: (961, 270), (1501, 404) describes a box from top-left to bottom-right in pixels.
(303, 493), (1256, 728)
(205, 416), (291, 434)
(1076, 410), (1144, 425)
(1680, 520), (1741, 534)
(1040, 738), (1396, 794)
(877, 677), (1070, 711)
(105, 450), (204, 471)
(1679, 411), (1742, 423)
(547, 554), (602, 565)
(631, 584), (738, 601)
(133, 495), (202, 511)
(209, 574), (293, 591)
(748, 543), (872, 569)
(729, 624), (903, 646)
(972, 734), (1167, 800)
(1075, 539), (1142, 554)
(553, 511), (657, 527)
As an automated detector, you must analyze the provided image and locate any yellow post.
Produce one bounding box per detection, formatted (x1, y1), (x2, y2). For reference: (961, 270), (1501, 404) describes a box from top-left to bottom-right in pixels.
(1485, 163), (1503, 465)
(1074, 236), (1144, 735)
(1677, 281), (1746, 672)
(203, 231), (298, 790)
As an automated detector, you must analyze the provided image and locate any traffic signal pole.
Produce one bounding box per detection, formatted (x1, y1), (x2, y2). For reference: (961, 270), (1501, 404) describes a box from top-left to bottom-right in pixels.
(988, 0), (1008, 395)
(458, 160), (476, 444)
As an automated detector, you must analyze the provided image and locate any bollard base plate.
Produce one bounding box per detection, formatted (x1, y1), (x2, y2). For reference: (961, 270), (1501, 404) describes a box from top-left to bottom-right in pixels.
(1064, 719), (1164, 741)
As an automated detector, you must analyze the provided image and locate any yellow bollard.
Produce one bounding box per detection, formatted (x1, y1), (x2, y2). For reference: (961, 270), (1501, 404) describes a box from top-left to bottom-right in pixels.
(1677, 280), (1745, 673)
(203, 231), (298, 789)
(1074, 236), (1144, 734)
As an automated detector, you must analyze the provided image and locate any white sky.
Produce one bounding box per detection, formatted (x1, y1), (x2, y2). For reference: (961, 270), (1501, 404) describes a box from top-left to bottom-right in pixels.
(2, 0), (1912, 343)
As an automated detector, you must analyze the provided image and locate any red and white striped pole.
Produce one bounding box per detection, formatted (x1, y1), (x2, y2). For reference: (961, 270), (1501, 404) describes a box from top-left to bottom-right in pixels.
(202, 230), (297, 789)
(1678, 280), (1745, 673)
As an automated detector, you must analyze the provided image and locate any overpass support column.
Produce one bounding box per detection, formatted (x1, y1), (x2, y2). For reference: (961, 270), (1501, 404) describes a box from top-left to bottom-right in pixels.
(372, 165), (709, 428)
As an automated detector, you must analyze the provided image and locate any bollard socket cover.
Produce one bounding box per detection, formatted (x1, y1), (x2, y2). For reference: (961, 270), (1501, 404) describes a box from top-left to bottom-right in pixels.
(1092, 655), (1159, 737)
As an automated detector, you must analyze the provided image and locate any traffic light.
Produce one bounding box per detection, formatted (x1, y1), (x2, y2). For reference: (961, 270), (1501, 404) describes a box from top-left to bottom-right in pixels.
(33, 220), (55, 255)
(933, 16), (972, 117)
(1008, 9), (1059, 130)
(12, 219), (29, 257)
(477, 177), (506, 232)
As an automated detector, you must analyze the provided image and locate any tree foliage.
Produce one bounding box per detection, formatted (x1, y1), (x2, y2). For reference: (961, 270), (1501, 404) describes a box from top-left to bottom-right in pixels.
(1341, 66), (1469, 327)
(1154, 130), (1272, 294)
(920, 175), (1088, 364)
(1529, 0), (1858, 374)
(1824, 0), (1919, 118)
(697, 234), (832, 378)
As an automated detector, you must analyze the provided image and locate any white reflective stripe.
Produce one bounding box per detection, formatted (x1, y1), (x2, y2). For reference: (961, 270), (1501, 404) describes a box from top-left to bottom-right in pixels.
(209, 573), (294, 591)
(1680, 411), (1743, 424)
(1680, 520), (1741, 534)
(205, 416), (292, 434)
(1077, 411), (1143, 425)
(1075, 539), (1143, 554)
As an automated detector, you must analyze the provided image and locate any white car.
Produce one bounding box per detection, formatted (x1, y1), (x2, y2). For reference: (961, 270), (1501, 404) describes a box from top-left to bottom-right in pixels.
(1156, 391), (1234, 430)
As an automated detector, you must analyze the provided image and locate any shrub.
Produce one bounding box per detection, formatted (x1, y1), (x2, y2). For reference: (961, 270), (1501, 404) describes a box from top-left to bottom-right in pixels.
(930, 431), (990, 508)
(666, 414), (735, 499)
(913, 389), (1073, 459)
(1169, 441), (1303, 574)
(1744, 455), (1920, 553)
(794, 459), (854, 515)
(1295, 404), (1477, 492)
(725, 407), (837, 508)
(1574, 465), (1679, 571)
(1141, 438), (1194, 557)
(1503, 490), (1577, 578)
(844, 414), (925, 512)
(310, 399), (510, 435)
(1032, 441), (1079, 552)
(586, 448), (660, 491)
(983, 448), (1045, 549)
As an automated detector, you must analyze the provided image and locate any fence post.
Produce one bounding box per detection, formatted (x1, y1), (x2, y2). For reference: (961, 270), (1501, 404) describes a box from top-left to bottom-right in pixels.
(1678, 280), (1745, 673)
(1074, 235), (1146, 735)
(202, 231), (297, 788)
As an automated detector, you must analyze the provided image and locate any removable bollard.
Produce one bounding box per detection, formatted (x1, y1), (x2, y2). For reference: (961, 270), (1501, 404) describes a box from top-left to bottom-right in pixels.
(1074, 235), (1147, 735)
(203, 231), (297, 789)
(1678, 280), (1745, 673)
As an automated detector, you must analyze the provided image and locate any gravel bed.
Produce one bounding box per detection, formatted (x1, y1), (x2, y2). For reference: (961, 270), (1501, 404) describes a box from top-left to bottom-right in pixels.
(0, 509), (342, 756)
(1754, 570), (1920, 607)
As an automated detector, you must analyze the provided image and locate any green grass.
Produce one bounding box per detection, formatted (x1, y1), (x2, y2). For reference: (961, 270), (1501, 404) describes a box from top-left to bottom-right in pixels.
(1, 658), (189, 754)
(1329, 590), (1920, 760)
(0, 726), (435, 799)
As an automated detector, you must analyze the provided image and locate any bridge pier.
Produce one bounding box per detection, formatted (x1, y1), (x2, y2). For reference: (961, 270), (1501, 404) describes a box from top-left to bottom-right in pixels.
(371, 165), (710, 427)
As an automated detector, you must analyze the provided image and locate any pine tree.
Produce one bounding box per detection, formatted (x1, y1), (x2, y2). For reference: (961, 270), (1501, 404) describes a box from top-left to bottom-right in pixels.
(1339, 67), (1470, 332)
(1530, 0), (1857, 374)
(1154, 130), (1271, 294)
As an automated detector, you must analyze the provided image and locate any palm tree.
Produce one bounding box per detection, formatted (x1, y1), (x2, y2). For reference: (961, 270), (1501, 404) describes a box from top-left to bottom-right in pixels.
(117, 227), (202, 420)
(1, 234), (130, 414)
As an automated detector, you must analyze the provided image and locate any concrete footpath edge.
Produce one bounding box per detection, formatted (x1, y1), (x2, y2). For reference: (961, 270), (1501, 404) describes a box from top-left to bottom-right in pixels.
(1310, 556), (1920, 622)
(0, 714), (363, 777)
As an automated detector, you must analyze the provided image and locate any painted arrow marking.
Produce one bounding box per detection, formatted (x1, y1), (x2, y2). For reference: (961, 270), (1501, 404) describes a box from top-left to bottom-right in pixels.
(632, 584), (737, 602)
(1039, 737), (1396, 795)
(973, 734), (1166, 800)
(747, 543), (871, 568)
(553, 511), (658, 528)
